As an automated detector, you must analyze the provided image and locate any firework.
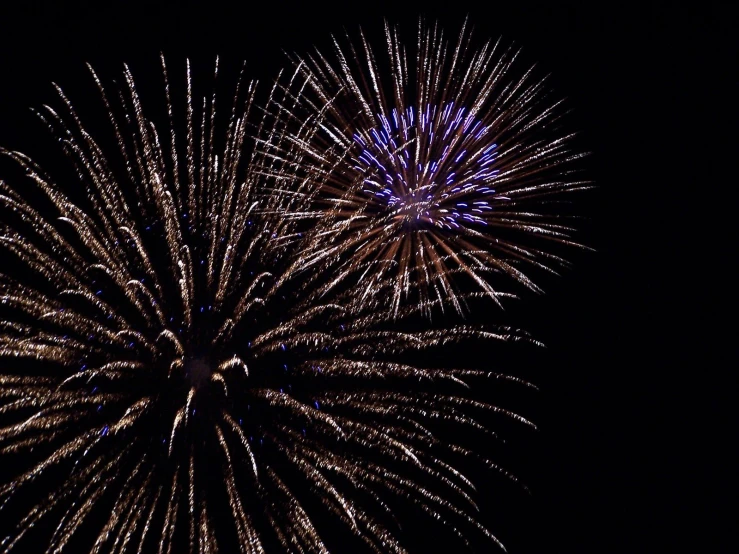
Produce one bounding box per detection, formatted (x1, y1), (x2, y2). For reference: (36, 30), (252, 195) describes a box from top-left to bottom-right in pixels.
(0, 57), (536, 552)
(264, 20), (591, 315)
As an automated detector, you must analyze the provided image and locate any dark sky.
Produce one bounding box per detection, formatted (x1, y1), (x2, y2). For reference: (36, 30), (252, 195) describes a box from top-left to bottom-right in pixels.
(0, 2), (732, 553)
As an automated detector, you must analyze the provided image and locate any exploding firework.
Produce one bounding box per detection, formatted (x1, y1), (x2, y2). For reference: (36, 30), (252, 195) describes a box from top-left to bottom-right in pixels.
(0, 57), (537, 552)
(265, 20), (591, 315)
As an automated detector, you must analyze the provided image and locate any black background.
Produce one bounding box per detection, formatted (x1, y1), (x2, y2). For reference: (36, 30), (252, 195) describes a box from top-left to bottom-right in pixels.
(0, 2), (733, 553)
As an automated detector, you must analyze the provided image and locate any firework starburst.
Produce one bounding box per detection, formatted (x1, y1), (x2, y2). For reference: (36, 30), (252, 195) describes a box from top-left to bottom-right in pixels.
(266, 21), (591, 315)
(0, 56), (536, 553)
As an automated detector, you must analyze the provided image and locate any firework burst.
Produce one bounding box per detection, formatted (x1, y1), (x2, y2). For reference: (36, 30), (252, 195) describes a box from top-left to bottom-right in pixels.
(0, 56), (537, 553)
(265, 20), (591, 315)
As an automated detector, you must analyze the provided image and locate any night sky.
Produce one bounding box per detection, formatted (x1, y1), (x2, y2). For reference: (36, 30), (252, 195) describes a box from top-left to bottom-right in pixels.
(0, 2), (732, 553)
